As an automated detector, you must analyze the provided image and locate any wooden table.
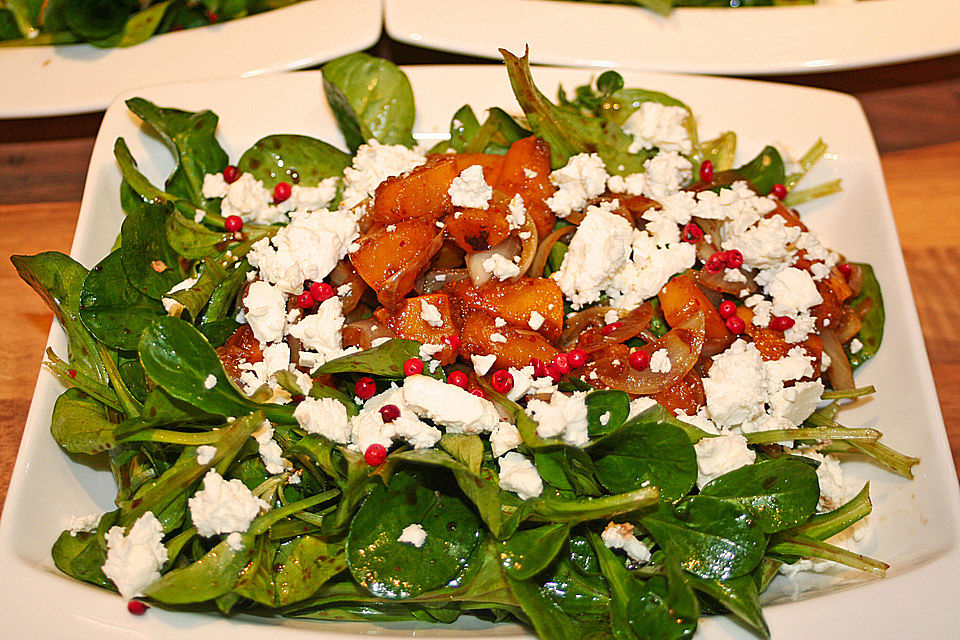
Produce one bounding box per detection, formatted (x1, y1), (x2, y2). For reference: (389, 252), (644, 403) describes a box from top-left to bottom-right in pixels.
(1, 39), (959, 511)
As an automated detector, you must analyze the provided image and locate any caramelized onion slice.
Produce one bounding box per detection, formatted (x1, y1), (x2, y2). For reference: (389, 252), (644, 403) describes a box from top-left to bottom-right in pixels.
(328, 259), (368, 314)
(560, 304), (652, 353)
(690, 267), (758, 297)
(378, 229), (445, 311)
(466, 236), (521, 287)
(529, 225), (576, 278)
(342, 317), (396, 350)
(415, 268), (471, 295)
(582, 312), (705, 395)
(821, 327), (855, 391)
(513, 214), (539, 282)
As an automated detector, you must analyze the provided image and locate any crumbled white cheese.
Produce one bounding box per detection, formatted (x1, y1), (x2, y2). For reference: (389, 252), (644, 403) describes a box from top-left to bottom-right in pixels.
(294, 396), (352, 444)
(482, 253), (522, 280)
(471, 353), (497, 376)
(196, 445), (217, 466)
(252, 420), (287, 474)
(507, 194), (526, 229)
(722, 216), (800, 271)
(498, 452), (543, 500)
(694, 434), (756, 488)
(161, 276), (198, 315)
(341, 139), (426, 209)
(402, 375), (501, 434)
(765, 267), (823, 317)
(849, 338), (864, 354)
(102, 511), (168, 600)
(703, 340), (769, 429)
(203, 374), (217, 389)
(601, 521), (652, 564)
(769, 381), (824, 426)
(225, 532), (244, 551)
(545, 153), (610, 217)
(287, 296), (347, 366)
(419, 300), (444, 327)
(627, 397), (658, 421)
(641, 151), (693, 201)
(66, 513), (101, 537)
(244, 280), (286, 344)
(606, 172), (646, 196)
(623, 102), (692, 155)
(490, 421), (523, 457)
(397, 523), (427, 547)
(505, 365), (557, 401)
(526, 391), (590, 446)
(449, 164), (493, 209)
(349, 385), (441, 452)
(490, 332), (507, 343)
(418, 342), (444, 361)
(649, 349), (672, 374)
(188, 470), (269, 538)
(527, 310), (546, 331)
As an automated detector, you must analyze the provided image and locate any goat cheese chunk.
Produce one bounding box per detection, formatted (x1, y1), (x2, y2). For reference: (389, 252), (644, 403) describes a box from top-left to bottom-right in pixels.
(449, 164), (493, 209)
(188, 470), (268, 538)
(498, 452), (543, 500)
(341, 140), (426, 208)
(545, 153), (609, 217)
(694, 434), (756, 488)
(102, 511), (168, 600)
(601, 521), (652, 564)
(294, 396), (352, 444)
(397, 523), (427, 548)
(402, 375), (501, 434)
(622, 102), (693, 155)
(525, 391), (590, 446)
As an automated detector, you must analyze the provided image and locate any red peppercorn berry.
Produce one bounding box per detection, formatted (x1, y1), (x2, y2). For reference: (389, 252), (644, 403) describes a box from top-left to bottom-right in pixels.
(725, 315), (746, 334)
(447, 370), (469, 389)
(127, 600), (148, 615)
(379, 404), (400, 423)
(552, 353), (572, 375)
(222, 165), (240, 184)
(682, 223), (704, 244)
(67, 369), (77, 379)
(470, 387), (487, 399)
(602, 321), (622, 336)
(704, 252), (726, 274)
(491, 369), (514, 394)
(545, 364), (563, 382)
(567, 348), (587, 369)
(354, 376), (377, 400)
(769, 316), (796, 331)
(273, 181), (292, 204)
(629, 349), (651, 371)
(699, 160), (714, 182)
(718, 300), (737, 319)
(838, 262), (853, 279)
(403, 357), (424, 376)
(296, 291), (315, 309)
(310, 281), (335, 303)
(724, 249), (743, 269)
(443, 335), (462, 351)
(224, 215), (244, 232)
(205, 10), (219, 23)
(529, 358), (548, 378)
(770, 183), (787, 200)
(364, 443), (387, 466)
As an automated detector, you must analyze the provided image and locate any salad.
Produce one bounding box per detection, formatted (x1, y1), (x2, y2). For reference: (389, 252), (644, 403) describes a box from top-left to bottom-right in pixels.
(12, 50), (918, 639)
(0, 0), (303, 48)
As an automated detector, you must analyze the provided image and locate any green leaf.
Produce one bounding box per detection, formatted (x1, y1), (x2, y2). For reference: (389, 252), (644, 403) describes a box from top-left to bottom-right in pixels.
(508, 574), (590, 640)
(700, 458), (820, 533)
(237, 134), (351, 192)
(168, 258), (229, 320)
(80, 249), (166, 351)
(641, 496), (766, 581)
(501, 48), (653, 174)
(321, 53), (416, 153)
(586, 390), (630, 437)
(119, 181), (184, 299)
(87, 0), (170, 48)
(166, 209), (231, 260)
(686, 574), (769, 639)
(438, 433), (484, 475)
(11, 251), (107, 382)
(125, 97), (228, 207)
(499, 523), (570, 580)
(50, 388), (116, 454)
(146, 534), (257, 603)
(346, 470), (483, 599)
(442, 105), (530, 155)
(51, 511), (119, 590)
(275, 535), (347, 606)
(700, 131), (737, 171)
(591, 418), (697, 502)
(314, 338), (422, 377)
(847, 262), (884, 369)
(62, 0), (134, 41)
(733, 145), (784, 196)
(138, 316), (293, 423)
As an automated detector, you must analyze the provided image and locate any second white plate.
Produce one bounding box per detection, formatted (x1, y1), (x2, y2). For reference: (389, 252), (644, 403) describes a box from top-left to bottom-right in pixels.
(0, 0), (381, 118)
(386, 0), (960, 75)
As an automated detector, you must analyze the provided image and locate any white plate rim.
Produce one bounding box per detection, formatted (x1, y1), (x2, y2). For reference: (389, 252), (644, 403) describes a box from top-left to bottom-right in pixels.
(1, 64), (959, 639)
(385, 0), (960, 75)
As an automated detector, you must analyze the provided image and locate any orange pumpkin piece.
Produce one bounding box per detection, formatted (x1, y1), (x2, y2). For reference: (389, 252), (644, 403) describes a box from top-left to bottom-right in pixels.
(652, 372), (706, 416)
(372, 155), (459, 225)
(217, 324), (263, 384)
(377, 293), (459, 365)
(443, 206), (512, 253)
(659, 275), (731, 352)
(447, 276), (564, 343)
(494, 136), (556, 238)
(460, 310), (559, 370)
(349, 218), (444, 310)
(454, 153), (505, 184)
(735, 305), (823, 374)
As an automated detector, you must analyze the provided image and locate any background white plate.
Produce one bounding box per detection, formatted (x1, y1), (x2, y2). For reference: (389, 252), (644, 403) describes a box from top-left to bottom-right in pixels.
(385, 0), (960, 75)
(1, 65), (958, 639)
(0, 0), (381, 118)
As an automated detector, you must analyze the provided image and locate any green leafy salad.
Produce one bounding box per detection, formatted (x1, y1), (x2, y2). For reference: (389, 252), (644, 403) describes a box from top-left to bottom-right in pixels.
(13, 50), (918, 639)
(0, 0), (303, 48)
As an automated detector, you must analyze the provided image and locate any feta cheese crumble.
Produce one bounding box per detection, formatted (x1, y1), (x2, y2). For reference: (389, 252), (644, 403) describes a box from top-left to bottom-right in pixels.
(188, 470), (269, 538)
(498, 452), (543, 500)
(102, 511), (168, 600)
(449, 164), (493, 209)
(397, 523), (427, 548)
(545, 153), (609, 217)
(601, 521), (652, 564)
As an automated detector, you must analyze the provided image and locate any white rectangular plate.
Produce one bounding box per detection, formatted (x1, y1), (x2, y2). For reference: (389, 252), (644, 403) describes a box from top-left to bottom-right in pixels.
(0, 0), (381, 118)
(1, 65), (959, 639)
(386, 0), (960, 75)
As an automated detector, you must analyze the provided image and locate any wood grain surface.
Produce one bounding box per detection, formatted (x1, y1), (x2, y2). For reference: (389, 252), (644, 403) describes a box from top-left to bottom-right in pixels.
(0, 40), (958, 512)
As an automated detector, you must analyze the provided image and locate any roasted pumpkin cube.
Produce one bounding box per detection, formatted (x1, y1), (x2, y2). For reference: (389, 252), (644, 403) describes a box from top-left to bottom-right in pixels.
(381, 293), (459, 365)
(454, 153), (505, 184)
(659, 274), (731, 351)
(736, 305), (823, 374)
(460, 310), (558, 370)
(350, 218), (444, 310)
(447, 276), (564, 343)
(494, 136), (556, 238)
(443, 206), (512, 253)
(372, 155), (458, 225)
